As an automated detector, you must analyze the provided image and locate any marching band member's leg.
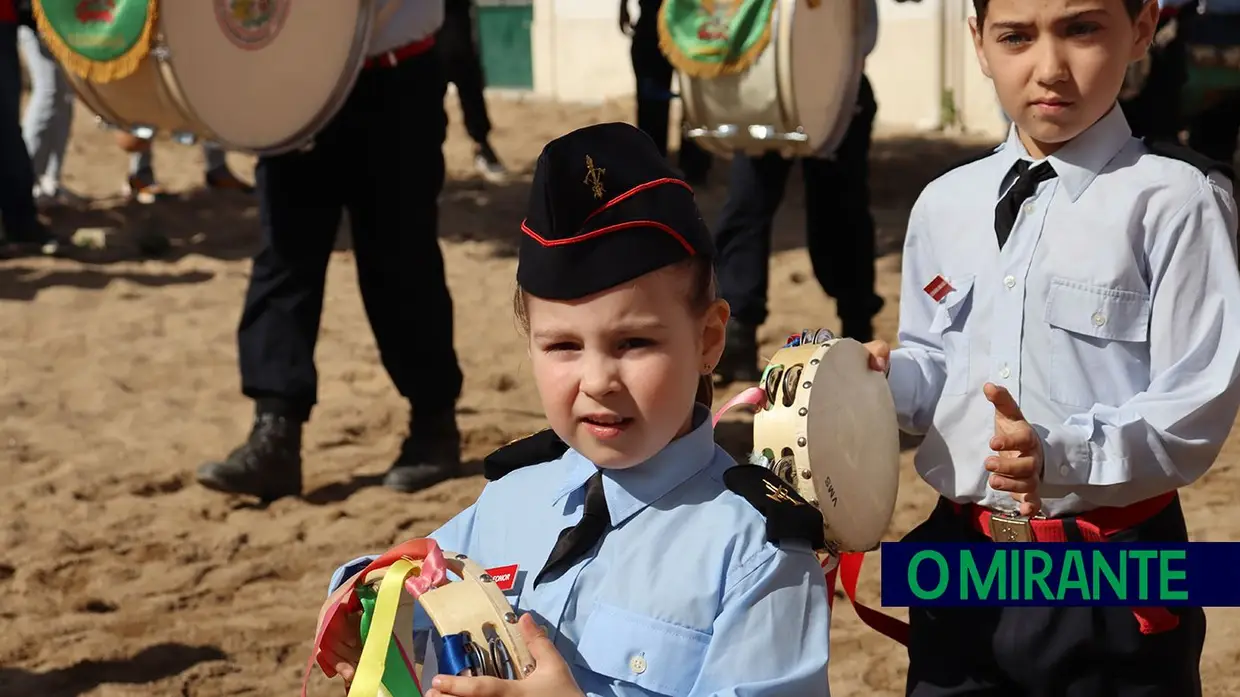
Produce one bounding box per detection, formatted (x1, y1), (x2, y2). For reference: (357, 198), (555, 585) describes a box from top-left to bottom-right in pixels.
(18, 25), (80, 206)
(195, 117), (346, 502)
(342, 44), (464, 493)
(712, 153), (795, 384)
(439, 0), (507, 182)
(801, 74), (883, 343)
(0, 13), (54, 255)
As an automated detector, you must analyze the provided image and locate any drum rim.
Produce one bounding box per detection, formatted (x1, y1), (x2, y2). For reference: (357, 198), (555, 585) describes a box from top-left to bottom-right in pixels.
(779, 0), (867, 158)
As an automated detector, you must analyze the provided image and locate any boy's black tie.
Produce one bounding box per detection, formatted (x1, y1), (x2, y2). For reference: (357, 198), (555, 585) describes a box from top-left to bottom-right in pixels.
(535, 470), (609, 587)
(995, 160), (1057, 249)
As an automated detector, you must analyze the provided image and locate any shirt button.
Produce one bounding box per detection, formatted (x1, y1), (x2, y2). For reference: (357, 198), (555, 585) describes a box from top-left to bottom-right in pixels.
(630, 655), (647, 674)
(1092, 312), (1107, 327)
(1023, 202), (1036, 215)
(1000, 366), (1011, 379)
(1004, 275), (1016, 289)
(1059, 464), (1070, 477)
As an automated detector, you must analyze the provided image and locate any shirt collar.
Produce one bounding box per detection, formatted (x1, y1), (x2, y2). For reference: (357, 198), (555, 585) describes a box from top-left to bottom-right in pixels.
(552, 404), (718, 527)
(994, 103), (1132, 202)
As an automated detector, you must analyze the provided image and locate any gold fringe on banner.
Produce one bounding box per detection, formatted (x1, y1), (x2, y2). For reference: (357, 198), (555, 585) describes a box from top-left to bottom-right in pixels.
(32, 0), (159, 84)
(657, 0), (774, 80)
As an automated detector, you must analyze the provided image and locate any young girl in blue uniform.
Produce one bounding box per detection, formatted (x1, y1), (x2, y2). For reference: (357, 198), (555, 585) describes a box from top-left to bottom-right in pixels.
(318, 122), (832, 697)
(861, 0), (1240, 695)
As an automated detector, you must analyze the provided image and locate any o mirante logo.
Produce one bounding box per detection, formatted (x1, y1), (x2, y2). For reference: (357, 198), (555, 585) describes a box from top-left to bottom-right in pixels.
(215, 0), (289, 50)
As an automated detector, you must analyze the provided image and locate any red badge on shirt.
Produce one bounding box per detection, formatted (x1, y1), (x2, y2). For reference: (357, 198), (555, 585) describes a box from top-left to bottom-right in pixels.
(486, 564), (519, 592)
(923, 275), (954, 303)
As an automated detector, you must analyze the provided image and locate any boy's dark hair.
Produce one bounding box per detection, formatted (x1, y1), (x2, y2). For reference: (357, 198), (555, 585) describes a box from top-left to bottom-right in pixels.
(972, 0), (1150, 26)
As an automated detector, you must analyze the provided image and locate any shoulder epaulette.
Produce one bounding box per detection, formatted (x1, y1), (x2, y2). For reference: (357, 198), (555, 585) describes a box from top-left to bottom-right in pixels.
(1142, 137), (1235, 181)
(931, 146), (999, 182)
(722, 465), (826, 551)
(482, 428), (570, 481)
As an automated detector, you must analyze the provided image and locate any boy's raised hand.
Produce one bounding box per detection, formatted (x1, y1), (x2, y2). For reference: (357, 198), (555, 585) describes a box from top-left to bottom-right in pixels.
(426, 614), (583, 697)
(983, 383), (1043, 517)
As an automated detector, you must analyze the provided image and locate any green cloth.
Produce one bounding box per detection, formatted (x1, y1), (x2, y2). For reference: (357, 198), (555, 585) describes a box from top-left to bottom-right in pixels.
(658, 0), (776, 78)
(358, 586), (423, 697)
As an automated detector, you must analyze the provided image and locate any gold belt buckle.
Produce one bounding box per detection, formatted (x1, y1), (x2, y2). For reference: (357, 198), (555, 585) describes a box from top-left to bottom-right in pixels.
(988, 511), (1035, 542)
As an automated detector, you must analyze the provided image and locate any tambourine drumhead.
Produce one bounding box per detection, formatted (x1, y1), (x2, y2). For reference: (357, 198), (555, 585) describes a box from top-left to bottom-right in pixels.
(753, 339), (900, 554)
(676, 0), (864, 159)
(60, 0), (374, 154)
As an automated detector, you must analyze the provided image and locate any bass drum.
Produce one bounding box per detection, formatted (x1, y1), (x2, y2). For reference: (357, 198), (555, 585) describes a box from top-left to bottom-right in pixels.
(676, 0), (864, 160)
(35, 0), (379, 155)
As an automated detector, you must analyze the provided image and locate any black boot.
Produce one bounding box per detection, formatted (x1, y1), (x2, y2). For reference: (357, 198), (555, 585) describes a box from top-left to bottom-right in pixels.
(195, 413), (303, 502)
(715, 321), (762, 384)
(383, 410), (462, 493)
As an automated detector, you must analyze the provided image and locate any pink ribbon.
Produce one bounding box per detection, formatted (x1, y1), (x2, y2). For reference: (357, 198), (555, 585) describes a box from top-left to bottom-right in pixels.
(712, 386), (768, 426)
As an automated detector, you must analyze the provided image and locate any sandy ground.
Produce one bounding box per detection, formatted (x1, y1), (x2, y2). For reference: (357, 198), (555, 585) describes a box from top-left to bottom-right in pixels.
(1, 91), (1238, 697)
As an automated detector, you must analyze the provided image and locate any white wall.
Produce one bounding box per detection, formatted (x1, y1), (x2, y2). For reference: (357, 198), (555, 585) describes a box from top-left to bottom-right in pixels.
(866, 0), (945, 132)
(532, 0), (633, 103)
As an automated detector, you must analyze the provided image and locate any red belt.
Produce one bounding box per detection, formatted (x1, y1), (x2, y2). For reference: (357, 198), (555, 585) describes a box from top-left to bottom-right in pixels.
(825, 491), (1182, 648)
(364, 36), (435, 70)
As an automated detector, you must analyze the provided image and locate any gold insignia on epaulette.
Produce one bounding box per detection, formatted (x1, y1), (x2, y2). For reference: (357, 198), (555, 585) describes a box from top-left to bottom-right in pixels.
(764, 479), (802, 506)
(584, 155), (605, 199)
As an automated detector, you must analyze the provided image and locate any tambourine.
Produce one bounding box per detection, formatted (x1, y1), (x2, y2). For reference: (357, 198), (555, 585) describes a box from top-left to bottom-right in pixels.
(714, 329), (901, 556)
(301, 539), (534, 697)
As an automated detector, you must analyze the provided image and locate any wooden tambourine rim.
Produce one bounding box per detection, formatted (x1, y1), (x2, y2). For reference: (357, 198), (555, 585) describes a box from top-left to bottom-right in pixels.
(753, 339), (900, 554)
(360, 551), (535, 680)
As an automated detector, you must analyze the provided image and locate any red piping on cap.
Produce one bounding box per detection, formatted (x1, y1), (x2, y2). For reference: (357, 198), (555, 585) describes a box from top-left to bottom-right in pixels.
(520, 177), (698, 254)
(521, 219), (695, 254)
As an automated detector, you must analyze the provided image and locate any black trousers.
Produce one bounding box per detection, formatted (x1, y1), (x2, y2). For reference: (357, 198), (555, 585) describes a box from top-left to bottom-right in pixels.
(237, 48), (463, 424)
(630, 8), (711, 178)
(1122, 9), (1240, 166)
(438, 0), (491, 146)
(904, 496), (1206, 697)
(0, 22), (37, 239)
(712, 75), (882, 335)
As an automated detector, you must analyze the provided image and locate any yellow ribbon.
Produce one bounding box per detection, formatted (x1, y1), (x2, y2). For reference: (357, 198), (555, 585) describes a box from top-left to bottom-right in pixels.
(348, 559), (417, 697)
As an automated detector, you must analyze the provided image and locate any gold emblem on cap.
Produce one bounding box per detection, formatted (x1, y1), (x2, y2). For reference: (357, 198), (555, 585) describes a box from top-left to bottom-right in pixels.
(584, 156), (605, 200)
(764, 479), (802, 506)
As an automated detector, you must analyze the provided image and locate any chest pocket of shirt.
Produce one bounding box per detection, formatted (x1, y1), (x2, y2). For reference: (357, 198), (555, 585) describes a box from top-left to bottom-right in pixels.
(927, 274), (975, 395)
(574, 602), (710, 696)
(1043, 278), (1151, 408)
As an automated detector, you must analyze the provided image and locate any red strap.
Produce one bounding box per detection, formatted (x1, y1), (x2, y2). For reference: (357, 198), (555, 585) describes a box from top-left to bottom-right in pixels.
(825, 552), (910, 646)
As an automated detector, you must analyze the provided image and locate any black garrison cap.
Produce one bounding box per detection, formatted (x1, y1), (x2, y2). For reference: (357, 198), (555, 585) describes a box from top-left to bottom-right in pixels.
(517, 122), (714, 300)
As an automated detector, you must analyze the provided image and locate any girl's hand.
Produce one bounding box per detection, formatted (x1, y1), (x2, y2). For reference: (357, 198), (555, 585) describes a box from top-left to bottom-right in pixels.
(425, 614), (583, 697)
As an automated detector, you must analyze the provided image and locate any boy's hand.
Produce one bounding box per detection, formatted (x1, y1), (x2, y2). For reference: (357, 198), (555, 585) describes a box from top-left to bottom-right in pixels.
(983, 383), (1043, 517)
(862, 340), (891, 376)
(426, 614), (583, 697)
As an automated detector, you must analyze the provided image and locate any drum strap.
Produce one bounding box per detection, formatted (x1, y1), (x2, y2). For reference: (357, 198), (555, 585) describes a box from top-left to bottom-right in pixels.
(824, 553), (910, 645)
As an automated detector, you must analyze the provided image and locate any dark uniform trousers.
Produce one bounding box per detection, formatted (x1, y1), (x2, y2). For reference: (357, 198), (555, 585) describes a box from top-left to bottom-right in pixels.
(713, 75), (883, 338)
(1122, 6), (1240, 167)
(630, 0), (711, 179)
(438, 0), (492, 147)
(904, 496), (1206, 697)
(237, 46), (463, 424)
(0, 20), (37, 240)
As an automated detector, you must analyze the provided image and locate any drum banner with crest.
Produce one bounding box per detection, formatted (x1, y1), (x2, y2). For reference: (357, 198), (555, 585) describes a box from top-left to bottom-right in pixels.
(32, 0), (158, 83)
(657, 0), (776, 78)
